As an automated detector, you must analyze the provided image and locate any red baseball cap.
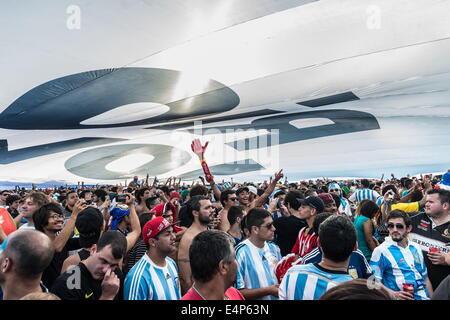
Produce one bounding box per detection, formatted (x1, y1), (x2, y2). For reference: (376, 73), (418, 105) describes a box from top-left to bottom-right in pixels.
(142, 217), (176, 244)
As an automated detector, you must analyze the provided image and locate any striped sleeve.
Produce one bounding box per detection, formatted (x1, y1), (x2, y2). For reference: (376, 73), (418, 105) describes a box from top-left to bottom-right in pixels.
(124, 261), (151, 300)
(235, 244), (248, 290)
(369, 247), (385, 282)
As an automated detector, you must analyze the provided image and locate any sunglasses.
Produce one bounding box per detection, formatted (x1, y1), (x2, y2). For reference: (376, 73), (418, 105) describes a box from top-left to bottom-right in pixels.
(330, 189), (340, 192)
(228, 197), (238, 201)
(387, 223), (405, 230)
(260, 222), (274, 229)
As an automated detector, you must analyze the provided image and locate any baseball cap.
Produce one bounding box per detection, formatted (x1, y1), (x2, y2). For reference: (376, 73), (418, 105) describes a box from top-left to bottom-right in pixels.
(142, 216), (176, 244)
(75, 207), (104, 246)
(247, 186), (257, 195)
(76, 207), (104, 235)
(170, 191), (181, 200)
(299, 196), (325, 213)
(318, 193), (335, 206)
(236, 187), (250, 195)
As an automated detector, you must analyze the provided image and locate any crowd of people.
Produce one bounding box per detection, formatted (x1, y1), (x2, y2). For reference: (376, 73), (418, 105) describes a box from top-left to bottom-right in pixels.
(1, 167), (450, 300)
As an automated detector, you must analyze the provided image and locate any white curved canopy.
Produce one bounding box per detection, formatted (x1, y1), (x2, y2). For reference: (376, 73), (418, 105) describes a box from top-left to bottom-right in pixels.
(1, 0), (450, 184)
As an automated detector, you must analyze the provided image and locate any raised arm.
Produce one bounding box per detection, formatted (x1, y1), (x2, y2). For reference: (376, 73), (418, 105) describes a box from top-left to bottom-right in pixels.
(252, 169), (284, 209)
(124, 194), (141, 253)
(53, 200), (87, 253)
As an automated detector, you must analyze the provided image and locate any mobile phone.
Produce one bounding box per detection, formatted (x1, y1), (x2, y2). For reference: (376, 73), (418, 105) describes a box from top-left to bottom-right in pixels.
(116, 194), (127, 202)
(277, 199), (282, 209)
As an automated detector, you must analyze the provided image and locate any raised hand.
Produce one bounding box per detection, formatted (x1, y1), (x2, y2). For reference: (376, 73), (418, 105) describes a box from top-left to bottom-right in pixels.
(191, 139), (209, 159)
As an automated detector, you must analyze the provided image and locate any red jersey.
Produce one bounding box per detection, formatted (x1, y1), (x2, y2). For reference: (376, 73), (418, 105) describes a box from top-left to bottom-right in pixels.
(181, 286), (245, 300)
(291, 227), (318, 257)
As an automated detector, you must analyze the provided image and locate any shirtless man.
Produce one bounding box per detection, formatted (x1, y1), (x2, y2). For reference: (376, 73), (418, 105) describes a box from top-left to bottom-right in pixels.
(177, 195), (215, 294)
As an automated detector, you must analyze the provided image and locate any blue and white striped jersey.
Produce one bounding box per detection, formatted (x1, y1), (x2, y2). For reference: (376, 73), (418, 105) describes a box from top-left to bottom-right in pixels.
(369, 237), (429, 300)
(124, 254), (181, 300)
(279, 263), (353, 300)
(301, 247), (373, 279)
(235, 239), (281, 300)
(349, 188), (382, 205)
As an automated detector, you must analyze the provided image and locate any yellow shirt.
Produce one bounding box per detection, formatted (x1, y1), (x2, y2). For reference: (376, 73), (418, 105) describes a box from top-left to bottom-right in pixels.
(382, 201), (420, 212)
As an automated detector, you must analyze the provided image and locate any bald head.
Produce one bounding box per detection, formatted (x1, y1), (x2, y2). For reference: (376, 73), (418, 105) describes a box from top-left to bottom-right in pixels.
(3, 230), (54, 279)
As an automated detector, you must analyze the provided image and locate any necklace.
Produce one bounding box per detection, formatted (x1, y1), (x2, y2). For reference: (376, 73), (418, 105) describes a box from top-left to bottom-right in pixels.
(191, 283), (229, 300)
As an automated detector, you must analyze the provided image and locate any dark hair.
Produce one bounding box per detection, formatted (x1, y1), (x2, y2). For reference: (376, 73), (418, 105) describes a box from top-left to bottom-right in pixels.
(66, 190), (78, 197)
(220, 190), (236, 206)
(139, 212), (154, 229)
(136, 188), (150, 203)
(361, 179), (370, 188)
(5, 230), (54, 278)
(403, 178), (413, 189)
(382, 185), (398, 196)
(246, 208), (270, 233)
(145, 196), (159, 209)
(427, 189), (450, 206)
(409, 190), (424, 202)
(94, 189), (107, 202)
(96, 231), (127, 259)
(190, 195), (210, 212)
(160, 186), (170, 196)
(79, 190), (92, 199)
(110, 187), (118, 193)
(189, 230), (234, 283)
(284, 191), (304, 210)
(190, 184), (209, 197)
(358, 200), (379, 219)
(227, 206), (244, 225)
(33, 203), (64, 232)
(320, 279), (393, 300)
(387, 210), (411, 227)
(330, 193), (341, 208)
(313, 212), (334, 234)
(319, 215), (356, 262)
(5, 194), (20, 206)
(274, 190), (286, 198)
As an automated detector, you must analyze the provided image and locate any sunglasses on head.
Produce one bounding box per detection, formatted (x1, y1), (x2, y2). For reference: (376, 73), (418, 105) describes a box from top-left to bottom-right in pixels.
(387, 223), (405, 230)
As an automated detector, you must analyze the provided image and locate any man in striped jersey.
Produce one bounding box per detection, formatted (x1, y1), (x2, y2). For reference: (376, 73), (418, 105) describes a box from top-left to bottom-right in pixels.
(279, 215), (356, 300)
(235, 208), (281, 300)
(349, 179), (383, 206)
(124, 216), (181, 300)
(369, 210), (433, 300)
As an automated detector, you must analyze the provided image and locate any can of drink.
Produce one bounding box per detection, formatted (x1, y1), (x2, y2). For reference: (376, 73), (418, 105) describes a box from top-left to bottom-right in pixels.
(402, 283), (414, 293)
(429, 247), (440, 253)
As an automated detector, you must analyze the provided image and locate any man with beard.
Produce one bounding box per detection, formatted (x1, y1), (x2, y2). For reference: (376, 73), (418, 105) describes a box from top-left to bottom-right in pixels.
(177, 195), (215, 294)
(370, 210), (433, 300)
(124, 216), (181, 300)
(182, 230), (244, 300)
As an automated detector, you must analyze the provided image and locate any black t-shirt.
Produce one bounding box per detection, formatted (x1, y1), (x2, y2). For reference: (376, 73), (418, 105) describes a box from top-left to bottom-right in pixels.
(50, 262), (123, 300)
(41, 237), (81, 289)
(273, 215), (307, 256)
(409, 212), (450, 289)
